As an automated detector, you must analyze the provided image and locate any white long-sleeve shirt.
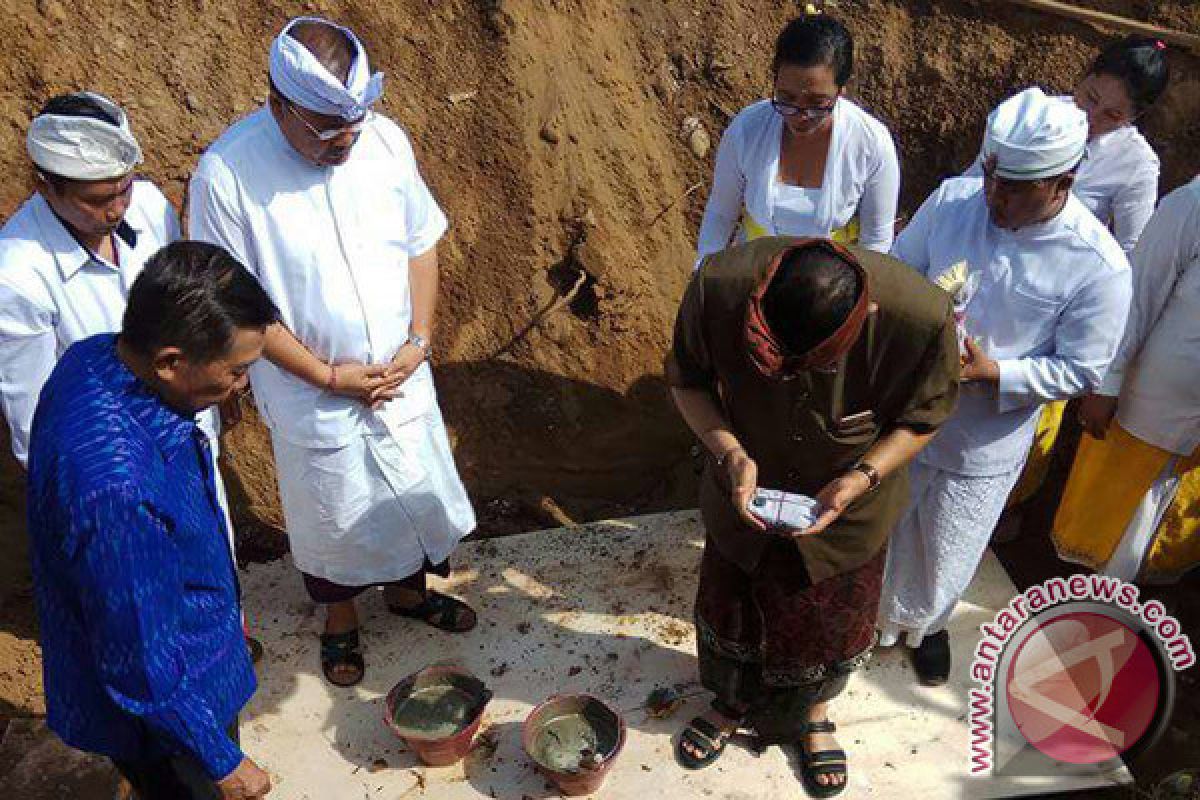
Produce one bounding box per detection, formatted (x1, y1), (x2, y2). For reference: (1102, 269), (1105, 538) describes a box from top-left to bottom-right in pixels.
(189, 108), (449, 448)
(966, 108), (1159, 253)
(1073, 125), (1160, 253)
(0, 181), (189, 465)
(893, 176), (1132, 476)
(696, 98), (900, 260)
(1101, 177), (1200, 456)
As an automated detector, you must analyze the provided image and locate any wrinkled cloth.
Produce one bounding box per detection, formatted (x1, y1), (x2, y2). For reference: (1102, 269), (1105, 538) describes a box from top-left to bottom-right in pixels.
(27, 91), (142, 180)
(982, 88), (1088, 181)
(269, 16), (383, 120)
(270, 405), (475, 588)
(1054, 422), (1200, 583)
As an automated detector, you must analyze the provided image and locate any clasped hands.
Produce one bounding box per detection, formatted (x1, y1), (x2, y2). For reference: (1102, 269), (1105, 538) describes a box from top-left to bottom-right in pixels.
(326, 343), (426, 410)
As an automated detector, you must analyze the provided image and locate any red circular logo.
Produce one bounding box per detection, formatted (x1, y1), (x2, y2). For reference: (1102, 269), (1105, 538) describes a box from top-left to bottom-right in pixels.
(1005, 612), (1160, 765)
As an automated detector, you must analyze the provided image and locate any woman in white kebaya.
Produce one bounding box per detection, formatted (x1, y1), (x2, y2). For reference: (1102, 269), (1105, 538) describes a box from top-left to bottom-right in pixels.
(1070, 34), (1169, 253)
(695, 14), (900, 263)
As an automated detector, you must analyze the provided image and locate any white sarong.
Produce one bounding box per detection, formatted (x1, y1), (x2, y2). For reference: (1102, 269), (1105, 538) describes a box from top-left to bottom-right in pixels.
(878, 459), (1024, 648)
(271, 405), (475, 587)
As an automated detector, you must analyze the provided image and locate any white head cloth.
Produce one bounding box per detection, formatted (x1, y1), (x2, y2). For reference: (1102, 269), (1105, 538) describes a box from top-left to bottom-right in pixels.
(26, 91), (142, 181)
(982, 87), (1088, 181)
(269, 16), (384, 121)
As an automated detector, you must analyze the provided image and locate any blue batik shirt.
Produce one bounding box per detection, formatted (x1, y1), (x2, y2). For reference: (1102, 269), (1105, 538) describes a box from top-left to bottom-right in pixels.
(26, 334), (254, 779)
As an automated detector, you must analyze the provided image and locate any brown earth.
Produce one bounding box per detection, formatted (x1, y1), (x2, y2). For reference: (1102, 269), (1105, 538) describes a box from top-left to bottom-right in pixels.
(1, 0), (1199, 789)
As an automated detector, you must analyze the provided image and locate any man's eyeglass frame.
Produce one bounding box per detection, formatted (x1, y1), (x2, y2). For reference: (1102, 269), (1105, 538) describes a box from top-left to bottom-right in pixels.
(284, 99), (371, 142)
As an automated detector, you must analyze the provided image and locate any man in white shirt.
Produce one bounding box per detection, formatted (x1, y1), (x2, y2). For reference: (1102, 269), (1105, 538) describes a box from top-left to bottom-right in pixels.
(877, 88), (1133, 685)
(190, 17), (477, 687)
(0, 92), (180, 465)
(0, 91), (261, 666)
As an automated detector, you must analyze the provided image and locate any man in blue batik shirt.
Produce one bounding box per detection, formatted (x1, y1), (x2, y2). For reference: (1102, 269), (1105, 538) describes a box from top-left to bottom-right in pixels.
(26, 241), (279, 799)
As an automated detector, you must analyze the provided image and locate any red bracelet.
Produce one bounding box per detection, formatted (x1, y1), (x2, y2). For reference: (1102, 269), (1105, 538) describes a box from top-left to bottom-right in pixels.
(327, 364), (339, 392)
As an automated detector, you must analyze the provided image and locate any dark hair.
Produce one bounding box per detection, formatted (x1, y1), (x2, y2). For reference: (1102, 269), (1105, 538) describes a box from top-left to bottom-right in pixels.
(122, 241), (279, 363)
(772, 15), (854, 86)
(762, 246), (861, 354)
(287, 19), (356, 85)
(36, 93), (123, 188)
(1089, 35), (1170, 115)
(38, 92), (121, 126)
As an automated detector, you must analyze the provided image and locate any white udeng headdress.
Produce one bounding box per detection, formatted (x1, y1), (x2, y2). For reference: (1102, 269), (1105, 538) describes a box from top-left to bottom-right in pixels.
(269, 16), (384, 121)
(982, 87), (1088, 181)
(27, 91), (142, 181)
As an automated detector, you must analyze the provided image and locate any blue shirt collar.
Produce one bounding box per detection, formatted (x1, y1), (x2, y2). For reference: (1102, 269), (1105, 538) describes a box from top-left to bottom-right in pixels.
(89, 334), (199, 459)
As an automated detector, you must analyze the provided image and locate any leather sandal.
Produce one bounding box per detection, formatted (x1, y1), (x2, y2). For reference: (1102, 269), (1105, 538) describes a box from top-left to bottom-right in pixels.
(319, 629), (365, 687)
(387, 590), (477, 633)
(676, 716), (733, 769)
(797, 719), (848, 798)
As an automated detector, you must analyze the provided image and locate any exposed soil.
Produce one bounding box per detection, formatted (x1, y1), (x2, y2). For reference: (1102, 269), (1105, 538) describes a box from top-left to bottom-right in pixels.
(1, 1), (1198, 792)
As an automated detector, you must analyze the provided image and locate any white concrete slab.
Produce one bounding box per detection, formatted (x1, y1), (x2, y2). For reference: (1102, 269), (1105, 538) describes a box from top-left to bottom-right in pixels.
(239, 511), (1130, 799)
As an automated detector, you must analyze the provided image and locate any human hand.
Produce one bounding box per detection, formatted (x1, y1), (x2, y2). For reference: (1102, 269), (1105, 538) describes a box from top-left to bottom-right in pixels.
(1079, 393), (1118, 440)
(722, 448), (766, 532)
(328, 363), (398, 409)
(960, 337), (999, 383)
(368, 344), (426, 405)
(217, 756), (272, 798)
(797, 469), (873, 536)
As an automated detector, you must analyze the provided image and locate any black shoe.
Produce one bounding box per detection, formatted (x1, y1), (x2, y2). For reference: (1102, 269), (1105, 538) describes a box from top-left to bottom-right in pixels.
(913, 630), (951, 686)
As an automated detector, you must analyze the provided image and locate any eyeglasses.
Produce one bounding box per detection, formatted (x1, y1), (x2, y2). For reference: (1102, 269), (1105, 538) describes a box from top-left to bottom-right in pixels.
(771, 96), (836, 120)
(284, 100), (371, 142)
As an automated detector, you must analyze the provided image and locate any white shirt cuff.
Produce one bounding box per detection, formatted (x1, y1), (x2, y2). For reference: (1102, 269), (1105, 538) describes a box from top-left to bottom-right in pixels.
(996, 358), (1031, 414)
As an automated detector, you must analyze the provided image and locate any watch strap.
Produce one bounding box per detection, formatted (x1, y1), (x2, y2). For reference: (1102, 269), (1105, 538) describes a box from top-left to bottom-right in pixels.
(853, 461), (881, 491)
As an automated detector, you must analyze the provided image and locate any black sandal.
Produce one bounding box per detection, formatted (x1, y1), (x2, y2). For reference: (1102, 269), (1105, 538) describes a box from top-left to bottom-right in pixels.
(387, 590), (477, 633)
(676, 716), (732, 770)
(319, 629), (365, 687)
(797, 720), (848, 798)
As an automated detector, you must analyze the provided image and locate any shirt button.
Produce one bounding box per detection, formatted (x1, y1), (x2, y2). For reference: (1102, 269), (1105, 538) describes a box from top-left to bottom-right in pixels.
(792, 433), (804, 442)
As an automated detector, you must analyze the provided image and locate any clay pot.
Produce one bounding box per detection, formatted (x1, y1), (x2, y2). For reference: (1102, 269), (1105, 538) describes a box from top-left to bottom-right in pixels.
(384, 664), (492, 766)
(522, 694), (626, 796)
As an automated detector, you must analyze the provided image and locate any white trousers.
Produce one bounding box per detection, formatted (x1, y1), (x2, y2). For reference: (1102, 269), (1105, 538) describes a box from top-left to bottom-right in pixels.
(878, 460), (1023, 648)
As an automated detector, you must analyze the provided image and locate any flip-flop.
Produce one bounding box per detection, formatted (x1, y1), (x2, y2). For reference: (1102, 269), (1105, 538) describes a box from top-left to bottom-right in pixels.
(387, 590), (477, 633)
(319, 628), (365, 687)
(797, 720), (848, 798)
(676, 716), (732, 770)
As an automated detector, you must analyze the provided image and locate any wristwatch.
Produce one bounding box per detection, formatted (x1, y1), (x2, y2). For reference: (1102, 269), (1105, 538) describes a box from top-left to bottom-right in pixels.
(852, 461), (881, 492)
(407, 334), (431, 359)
